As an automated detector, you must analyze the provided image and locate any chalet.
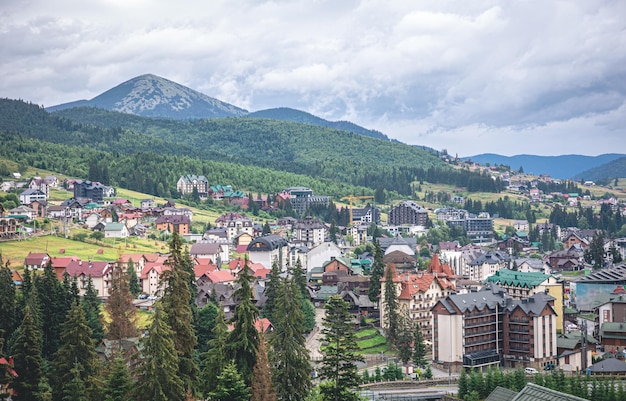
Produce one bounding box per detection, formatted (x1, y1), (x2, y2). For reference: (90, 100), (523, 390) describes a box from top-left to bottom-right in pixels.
(19, 188), (46, 205)
(104, 222), (129, 238)
(65, 260), (114, 297)
(177, 175), (209, 197)
(247, 234), (289, 271)
(155, 214), (190, 234)
(140, 257), (170, 296)
(84, 212), (103, 228)
(8, 205), (36, 220)
(189, 242), (223, 263)
(24, 252), (50, 271)
(73, 180), (104, 203)
(50, 256), (80, 280)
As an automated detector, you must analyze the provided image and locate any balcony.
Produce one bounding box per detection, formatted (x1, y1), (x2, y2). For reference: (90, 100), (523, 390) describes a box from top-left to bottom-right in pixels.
(464, 319), (497, 328)
(465, 337), (497, 347)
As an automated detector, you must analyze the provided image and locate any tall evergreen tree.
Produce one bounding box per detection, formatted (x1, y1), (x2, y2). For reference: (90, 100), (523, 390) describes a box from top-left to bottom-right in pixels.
(0, 258), (16, 346)
(162, 231), (198, 392)
(11, 304), (43, 401)
(395, 310), (414, 365)
(53, 301), (99, 401)
(82, 276), (104, 343)
(103, 356), (134, 401)
(368, 241), (384, 303)
(251, 331), (277, 401)
(209, 361), (250, 401)
(35, 260), (68, 360)
(318, 295), (363, 401)
(200, 306), (229, 396)
(62, 362), (89, 401)
(270, 277), (311, 401)
(104, 264), (139, 344)
(134, 303), (185, 401)
(262, 261), (283, 322)
(126, 259), (141, 296)
(383, 265), (399, 343)
(226, 261), (260, 386)
(195, 301), (219, 354)
(412, 322), (427, 368)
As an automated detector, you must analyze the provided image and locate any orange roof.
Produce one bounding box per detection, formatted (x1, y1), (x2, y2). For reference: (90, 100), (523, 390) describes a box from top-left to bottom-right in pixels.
(397, 271), (456, 300)
(228, 258), (247, 271)
(119, 253), (161, 264)
(427, 254), (455, 277)
(194, 263), (219, 278)
(206, 269), (235, 283)
(50, 256), (79, 268)
(252, 268), (271, 279)
(193, 257), (214, 265)
(140, 262), (170, 279)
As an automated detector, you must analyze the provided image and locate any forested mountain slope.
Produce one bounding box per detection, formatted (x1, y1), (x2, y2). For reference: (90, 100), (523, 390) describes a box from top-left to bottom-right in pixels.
(1, 98), (501, 198)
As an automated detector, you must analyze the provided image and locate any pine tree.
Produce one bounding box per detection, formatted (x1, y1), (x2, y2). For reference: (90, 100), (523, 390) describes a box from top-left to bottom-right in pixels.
(395, 311), (414, 365)
(53, 301), (99, 401)
(82, 276), (104, 343)
(251, 331), (277, 401)
(412, 322), (427, 368)
(457, 368), (469, 400)
(35, 260), (68, 360)
(62, 362), (89, 401)
(262, 261), (283, 322)
(11, 304), (43, 401)
(126, 259), (141, 296)
(270, 277), (311, 401)
(134, 303), (185, 401)
(368, 241), (384, 303)
(319, 295), (363, 401)
(227, 261), (260, 386)
(103, 356), (134, 401)
(209, 361), (250, 401)
(162, 231), (198, 391)
(0, 258), (16, 346)
(383, 265), (399, 343)
(195, 301), (219, 354)
(104, 264), (139, 343)
(200, 306), (229, 396)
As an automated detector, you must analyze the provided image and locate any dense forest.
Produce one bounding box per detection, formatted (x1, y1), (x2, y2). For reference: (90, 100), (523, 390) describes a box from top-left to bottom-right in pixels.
(0, 99), (502, 199)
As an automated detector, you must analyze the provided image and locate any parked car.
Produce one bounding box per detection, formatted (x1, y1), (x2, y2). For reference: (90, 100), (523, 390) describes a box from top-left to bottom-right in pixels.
(544, 363), (555, 371)
(524, 367), (538, 375)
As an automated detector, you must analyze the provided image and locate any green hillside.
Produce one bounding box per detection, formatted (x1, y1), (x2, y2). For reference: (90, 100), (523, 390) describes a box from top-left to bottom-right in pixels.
(0, 99), (502, 199)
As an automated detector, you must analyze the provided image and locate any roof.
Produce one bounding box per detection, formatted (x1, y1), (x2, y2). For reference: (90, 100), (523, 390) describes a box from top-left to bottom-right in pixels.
(511, 382), (589, 401)
(194, 263), (218, 278)
(206, 269), (235, 283)
(66, 260), (113, 278)
(155, 214), (190, 225)
(247, 234), (289, 252)
(485, 386), (518, 401)
(190, 242), (221, 255)
(104, 222), (126, 231)
(24, 252), (49, 265)
(588, 358), (626, 373)
(485, 269), (552, 288)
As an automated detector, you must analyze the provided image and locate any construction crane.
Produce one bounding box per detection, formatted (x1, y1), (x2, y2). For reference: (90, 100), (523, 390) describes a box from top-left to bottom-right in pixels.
(340, 195), (375, 224)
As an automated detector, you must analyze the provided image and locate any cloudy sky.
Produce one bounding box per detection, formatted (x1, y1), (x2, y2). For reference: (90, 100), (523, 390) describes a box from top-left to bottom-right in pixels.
(2, 1), (625, 157)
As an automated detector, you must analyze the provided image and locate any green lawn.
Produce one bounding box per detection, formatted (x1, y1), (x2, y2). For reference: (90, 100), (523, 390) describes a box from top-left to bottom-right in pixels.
(0, 234), (167, 268)
(355, 328), (379, 338)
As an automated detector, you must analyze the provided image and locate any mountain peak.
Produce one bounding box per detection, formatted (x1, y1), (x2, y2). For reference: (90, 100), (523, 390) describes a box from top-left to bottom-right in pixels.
(48, 73), (248, 119)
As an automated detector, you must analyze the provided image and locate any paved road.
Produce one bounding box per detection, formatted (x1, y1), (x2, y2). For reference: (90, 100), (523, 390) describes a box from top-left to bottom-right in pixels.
(306, 307), (326, 362)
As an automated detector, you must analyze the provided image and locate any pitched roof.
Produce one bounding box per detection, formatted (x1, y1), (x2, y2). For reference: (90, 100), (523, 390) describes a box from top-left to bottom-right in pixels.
(194, 263), (219, 278)
(588, 358), (626, 373)
(24, 252), (49, 265)
(155, 214), (190, 225)
(485, 386), (518, 401)
(66, 260), (113, 278)
(140, 262), (170, 279)
(104, 222), (126, 231)
(206, 270), (235, 283)
(485, 269), (552, 288)
(190, 242), (221, 255)
(511, 382), (589, 401)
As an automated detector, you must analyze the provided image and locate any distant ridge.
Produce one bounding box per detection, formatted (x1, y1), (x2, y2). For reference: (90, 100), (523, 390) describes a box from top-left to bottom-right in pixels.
(463, 153), (626, 179)
(248, 107), (389, 140)
(46, 74), (248, 119)
(574, 156), (626, 181)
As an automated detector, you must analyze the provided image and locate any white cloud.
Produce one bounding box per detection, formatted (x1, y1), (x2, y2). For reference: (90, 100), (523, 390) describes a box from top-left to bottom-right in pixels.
(0, 0), (625, 156)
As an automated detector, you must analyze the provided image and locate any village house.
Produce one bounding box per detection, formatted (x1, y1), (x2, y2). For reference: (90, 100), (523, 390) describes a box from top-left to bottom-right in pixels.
(155, 214), (190, 234)
(247, 234), (290, 271)
(19, 188), (46, 205)
(104, 222), (130, 238)
(65, 259), (114, 297)
(23, 252), (50, 271)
